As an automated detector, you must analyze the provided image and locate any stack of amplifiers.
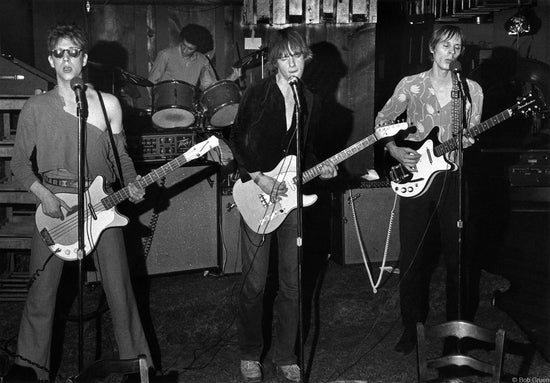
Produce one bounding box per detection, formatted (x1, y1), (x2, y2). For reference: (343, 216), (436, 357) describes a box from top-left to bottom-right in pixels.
(331, 181), (400, 265)
(127, 131), (196, 163)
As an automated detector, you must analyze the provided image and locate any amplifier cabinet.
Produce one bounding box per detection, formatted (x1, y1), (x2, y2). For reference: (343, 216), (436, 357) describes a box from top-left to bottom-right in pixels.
(125, 165), (220, 275)
(331, 187), (400, 265)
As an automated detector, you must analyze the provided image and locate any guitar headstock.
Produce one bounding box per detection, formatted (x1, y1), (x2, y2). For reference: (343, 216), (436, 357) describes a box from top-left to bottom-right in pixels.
(184, 135), (220, 160)
(375, 121), (410, 140)
(515, 92), (547, 117)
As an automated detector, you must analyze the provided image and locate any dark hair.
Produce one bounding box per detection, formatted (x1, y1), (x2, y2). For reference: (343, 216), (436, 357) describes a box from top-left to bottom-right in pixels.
(179, 24), (214, 53)
(267, 28), (312, 66)
(47, 23), (88, 52)
(428, 25), (465, 57)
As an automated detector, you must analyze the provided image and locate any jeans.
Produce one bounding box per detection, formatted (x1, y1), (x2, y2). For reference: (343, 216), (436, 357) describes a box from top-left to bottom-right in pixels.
(238, 211), (299, 366)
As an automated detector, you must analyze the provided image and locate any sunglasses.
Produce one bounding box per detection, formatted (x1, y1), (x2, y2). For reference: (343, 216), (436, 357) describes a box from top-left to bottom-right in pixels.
(50, 48), (84, 59)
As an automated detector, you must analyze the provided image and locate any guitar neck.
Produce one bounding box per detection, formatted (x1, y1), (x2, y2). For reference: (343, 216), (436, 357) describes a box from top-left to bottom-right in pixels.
(300, 132), (379, 184)
(101, 154), (191, 210)
(435, 107), (515, 156)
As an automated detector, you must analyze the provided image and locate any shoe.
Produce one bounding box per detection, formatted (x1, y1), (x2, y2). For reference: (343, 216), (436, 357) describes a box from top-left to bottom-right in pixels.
(3, 364), (39, 382)
(394, 328), (417, 355)
(240, 360), (262, 383)
(275, 364), (301, 382)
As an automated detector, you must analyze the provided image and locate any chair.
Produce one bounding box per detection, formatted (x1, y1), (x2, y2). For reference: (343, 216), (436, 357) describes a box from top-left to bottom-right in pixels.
(416, 320), (505, 383)
(67, 354), (149, 383)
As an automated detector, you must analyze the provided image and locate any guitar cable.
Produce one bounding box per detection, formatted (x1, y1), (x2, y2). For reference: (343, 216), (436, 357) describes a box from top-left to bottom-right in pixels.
(347, 189), (398, 293)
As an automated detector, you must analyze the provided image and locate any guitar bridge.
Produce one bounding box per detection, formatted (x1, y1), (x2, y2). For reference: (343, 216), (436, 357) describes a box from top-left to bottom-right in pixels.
(40, 228), (55, 246)
(390, 165), (412, 184)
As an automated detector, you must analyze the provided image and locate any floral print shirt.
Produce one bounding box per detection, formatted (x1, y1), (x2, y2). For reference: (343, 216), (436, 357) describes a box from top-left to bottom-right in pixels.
(376, 70), (483, 160)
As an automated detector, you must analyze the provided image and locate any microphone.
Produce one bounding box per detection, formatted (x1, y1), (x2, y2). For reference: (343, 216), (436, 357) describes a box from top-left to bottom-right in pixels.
(288, 76), (301, 110)
(70, 77), (88, 118)
(0, 75), (25, 80)
(449, 60), (471, 103)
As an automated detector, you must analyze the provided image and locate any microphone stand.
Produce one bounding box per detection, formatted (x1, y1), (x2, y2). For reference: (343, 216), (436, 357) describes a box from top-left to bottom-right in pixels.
(452, 72), (467, 321)
(76, 86), (88, 373)
(289, 81), (305, 383)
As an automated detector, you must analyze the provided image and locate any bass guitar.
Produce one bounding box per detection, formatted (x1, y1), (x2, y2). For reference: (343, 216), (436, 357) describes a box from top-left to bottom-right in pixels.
(388, 93), (543, 198)
(36, 135), (219, 260)
(233, 122), (409, 234)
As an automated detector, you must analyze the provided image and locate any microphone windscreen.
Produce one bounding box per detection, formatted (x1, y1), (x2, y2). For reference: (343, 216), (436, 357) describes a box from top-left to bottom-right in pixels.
(70, 77), (84, 90)
(449, 60), (462, 72)
(288, 76), (298, 85)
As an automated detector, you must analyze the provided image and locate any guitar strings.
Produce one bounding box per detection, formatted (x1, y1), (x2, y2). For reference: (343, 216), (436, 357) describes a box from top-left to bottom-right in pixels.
(254, 122), (298, 235)
(47, 138), (215, 243)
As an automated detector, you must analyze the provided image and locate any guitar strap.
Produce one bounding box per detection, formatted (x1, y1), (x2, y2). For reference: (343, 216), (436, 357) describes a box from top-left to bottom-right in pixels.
(96, 90), (125, 187)
(450, 76), (464, 163)
(451, 76), (463, 136)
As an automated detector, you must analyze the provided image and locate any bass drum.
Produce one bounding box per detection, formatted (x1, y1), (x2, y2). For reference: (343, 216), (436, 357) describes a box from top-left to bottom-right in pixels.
(200, 80), (241, 128)
(152, 80), (196, 129)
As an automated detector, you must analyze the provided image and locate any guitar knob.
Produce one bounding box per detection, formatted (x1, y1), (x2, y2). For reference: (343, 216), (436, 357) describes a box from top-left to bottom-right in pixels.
(401, 187), (407, 193)
(408, 186), (413, 192)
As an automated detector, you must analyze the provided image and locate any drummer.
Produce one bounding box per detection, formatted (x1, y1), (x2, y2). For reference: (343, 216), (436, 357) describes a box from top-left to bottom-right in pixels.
(148, 23), (240, 90)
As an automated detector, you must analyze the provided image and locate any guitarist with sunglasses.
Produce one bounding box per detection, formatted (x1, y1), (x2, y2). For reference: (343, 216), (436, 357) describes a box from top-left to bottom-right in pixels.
(7, 23), (154, 381)
(376, 25), (484, 356)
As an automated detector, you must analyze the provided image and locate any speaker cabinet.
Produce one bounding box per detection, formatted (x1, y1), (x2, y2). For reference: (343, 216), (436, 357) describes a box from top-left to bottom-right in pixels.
(129, 165), (220, 275)
(219, 194), (242, 274)
(331, 187), (400, 265)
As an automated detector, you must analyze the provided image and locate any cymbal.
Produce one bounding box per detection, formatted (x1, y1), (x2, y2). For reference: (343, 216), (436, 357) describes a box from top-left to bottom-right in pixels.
(233, 47), (268, 69)
(118, 69), (153, 87)
(87, 60), (153, 87)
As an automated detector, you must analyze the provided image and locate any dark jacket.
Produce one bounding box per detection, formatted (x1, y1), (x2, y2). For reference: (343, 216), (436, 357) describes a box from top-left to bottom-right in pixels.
(230, 75), (320, 182)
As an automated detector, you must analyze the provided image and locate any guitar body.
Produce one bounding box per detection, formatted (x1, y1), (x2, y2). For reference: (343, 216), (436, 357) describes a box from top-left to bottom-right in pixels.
(389, 128), (456, 198)
(35, 176), (129, 261)
(232, 155), (318, 234)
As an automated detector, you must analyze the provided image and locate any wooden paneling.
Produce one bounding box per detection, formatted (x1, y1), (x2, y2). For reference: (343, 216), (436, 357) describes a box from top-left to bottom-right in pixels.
(242, 0), (375, 25)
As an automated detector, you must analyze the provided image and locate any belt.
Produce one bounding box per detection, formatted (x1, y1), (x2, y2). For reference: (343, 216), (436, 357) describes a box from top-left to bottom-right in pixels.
(43, 175), (91, 188)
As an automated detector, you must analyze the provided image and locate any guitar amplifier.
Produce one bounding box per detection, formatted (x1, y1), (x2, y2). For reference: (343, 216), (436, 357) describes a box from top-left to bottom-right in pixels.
(509, 151), (550, 186)
(127, 131), (196, 163)
(331, 185), (400, 265)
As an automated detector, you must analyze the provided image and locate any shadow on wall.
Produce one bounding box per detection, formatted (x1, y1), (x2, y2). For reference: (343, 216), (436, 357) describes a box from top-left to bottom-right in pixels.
(303, 41), (354, 164)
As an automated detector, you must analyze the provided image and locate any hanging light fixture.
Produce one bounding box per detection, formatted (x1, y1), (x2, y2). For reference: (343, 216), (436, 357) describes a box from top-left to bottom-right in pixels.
(504, 0), (541, 36)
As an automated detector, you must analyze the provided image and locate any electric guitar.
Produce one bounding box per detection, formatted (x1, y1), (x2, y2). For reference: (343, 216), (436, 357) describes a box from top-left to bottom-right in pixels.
(388, 93), (543, 198)
(232, 122), (409, 234)
(36, 135), (220, 261)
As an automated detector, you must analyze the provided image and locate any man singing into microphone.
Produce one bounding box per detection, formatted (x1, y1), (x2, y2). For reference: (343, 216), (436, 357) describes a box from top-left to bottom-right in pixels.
(375, 25), (483, 356)
(7, 23), (154, 381)
(230, 28), (337, 382)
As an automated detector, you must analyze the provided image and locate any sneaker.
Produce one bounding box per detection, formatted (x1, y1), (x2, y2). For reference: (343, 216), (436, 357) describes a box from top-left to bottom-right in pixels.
(276, 364), (301, 382)
(240, 360), (262, 382)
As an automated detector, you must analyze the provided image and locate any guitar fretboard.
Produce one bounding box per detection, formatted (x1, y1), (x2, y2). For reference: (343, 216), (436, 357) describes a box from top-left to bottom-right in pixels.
(435, 107), (514, 157)
(299, 133), (379, 184)
(99, 138), (218, 210)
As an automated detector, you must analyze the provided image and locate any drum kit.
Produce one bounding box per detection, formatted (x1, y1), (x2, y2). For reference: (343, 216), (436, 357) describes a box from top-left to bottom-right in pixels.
(92, 46), (269, 132)
(151, 79), (241, 130)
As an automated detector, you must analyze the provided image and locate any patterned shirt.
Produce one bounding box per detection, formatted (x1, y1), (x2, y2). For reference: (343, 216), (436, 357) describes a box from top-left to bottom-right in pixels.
(376, 70), (483, 160)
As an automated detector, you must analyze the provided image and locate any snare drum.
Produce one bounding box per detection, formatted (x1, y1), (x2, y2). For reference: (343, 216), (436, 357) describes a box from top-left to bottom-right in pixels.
(200, 80), (241, 128)
(152, 80), (196, 129)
